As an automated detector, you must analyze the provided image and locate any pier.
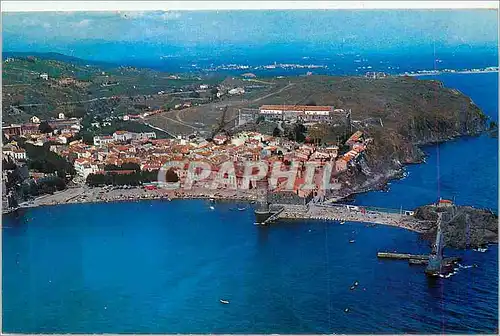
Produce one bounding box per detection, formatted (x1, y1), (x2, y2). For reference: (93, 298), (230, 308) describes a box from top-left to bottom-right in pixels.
(254, 201), (464, 277)
(259, 206), (285, 225)
(269, 203), (427, 232)
(425, 212), (445, 276)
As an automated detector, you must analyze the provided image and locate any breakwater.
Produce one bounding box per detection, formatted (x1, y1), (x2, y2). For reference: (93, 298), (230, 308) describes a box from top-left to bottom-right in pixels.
(274, 203), (430, 233)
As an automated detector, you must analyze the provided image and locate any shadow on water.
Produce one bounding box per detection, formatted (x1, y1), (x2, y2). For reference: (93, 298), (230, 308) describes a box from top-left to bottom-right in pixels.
(256, 224), (270, 245)
(2, 208), (30, 229)
(425, 276), (444, 298)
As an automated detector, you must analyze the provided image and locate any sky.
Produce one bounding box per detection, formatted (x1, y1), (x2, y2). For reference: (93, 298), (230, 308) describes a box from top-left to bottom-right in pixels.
(2, 10), (498, 63)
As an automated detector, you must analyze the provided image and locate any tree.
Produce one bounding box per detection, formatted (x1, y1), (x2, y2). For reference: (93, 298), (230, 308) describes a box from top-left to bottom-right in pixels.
(272, 127), (281, 137)
(287, 123), (306, 142)
(165, 168), (179, 183)
(38, 121), (53, 134)
(24, 143), (76, 177)
(2, 158), (17, 170)
(210, 87), (219, 100)
(256, 116), (265, 124)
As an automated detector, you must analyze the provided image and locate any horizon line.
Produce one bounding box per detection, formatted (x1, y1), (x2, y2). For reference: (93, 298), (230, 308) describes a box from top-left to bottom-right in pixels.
(2, 1), (499, 12)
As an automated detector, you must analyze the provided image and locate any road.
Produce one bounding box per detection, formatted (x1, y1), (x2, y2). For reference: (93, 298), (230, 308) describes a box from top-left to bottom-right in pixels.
(148, 82), (297, 134)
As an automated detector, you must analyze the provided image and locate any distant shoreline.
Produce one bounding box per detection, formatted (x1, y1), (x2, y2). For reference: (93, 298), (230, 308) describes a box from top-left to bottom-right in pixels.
(399, 69), (499, 77)
(3, 185), (260, 215)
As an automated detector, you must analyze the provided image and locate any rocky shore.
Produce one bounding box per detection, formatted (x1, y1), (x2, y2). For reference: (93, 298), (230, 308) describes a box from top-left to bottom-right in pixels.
(415, 205), (498, 249)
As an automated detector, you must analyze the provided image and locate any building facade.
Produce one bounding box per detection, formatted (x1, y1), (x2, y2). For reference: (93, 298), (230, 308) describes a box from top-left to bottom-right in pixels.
(259, 105), (342, 122)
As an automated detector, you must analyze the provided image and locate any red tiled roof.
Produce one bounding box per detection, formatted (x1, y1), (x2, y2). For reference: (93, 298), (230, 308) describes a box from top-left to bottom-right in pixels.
(260, 105), (333, 112)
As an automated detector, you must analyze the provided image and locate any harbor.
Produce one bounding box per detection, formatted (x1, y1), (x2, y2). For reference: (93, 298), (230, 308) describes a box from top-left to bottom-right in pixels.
(255, 202), (430, 233)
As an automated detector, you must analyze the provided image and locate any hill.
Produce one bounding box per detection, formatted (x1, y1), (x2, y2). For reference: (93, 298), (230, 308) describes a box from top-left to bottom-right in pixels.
(2, 55), (223, 124)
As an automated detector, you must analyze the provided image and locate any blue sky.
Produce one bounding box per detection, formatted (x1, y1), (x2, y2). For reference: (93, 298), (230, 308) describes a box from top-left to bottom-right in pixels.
(2, 10), (498, 62)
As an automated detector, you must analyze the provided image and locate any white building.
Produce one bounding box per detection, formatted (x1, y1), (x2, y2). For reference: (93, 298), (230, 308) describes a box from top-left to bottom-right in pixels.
(58, 113), (65, 119)
(228, 87), (245, 95)
(134, 132), (156, 141)
(259, 105), (338, 121)
(3, 146), (27, 161)
(93, 135), (114, 146)
(30, 116), (41, 123)
(73, 158), (98, 179)
(113, 131), (134, 142)
(57, 136), (68, 144)
(111, 131), (157, 143)
(40, 73), (49, 80)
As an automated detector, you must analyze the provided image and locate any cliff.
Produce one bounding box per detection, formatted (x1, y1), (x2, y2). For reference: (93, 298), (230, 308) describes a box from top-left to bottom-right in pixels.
(322, 76), (490, 197)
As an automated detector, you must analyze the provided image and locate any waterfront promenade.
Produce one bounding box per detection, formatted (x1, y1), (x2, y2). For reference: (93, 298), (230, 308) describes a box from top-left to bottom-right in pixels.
(277, 203), (431, 233)
(14, 185), (262, 210)
(10, 185), (432, 234)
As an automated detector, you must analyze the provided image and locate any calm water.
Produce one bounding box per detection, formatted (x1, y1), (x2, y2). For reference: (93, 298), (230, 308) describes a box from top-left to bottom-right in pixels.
(2, 72), (498, 333)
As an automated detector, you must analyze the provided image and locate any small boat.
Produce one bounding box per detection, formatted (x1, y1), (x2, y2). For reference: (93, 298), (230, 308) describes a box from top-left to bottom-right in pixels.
(220, 299), (229, 304)
(340, 221), (345, 225)
(349, 240), (355, 243)
(238, 207), (247, 211)
(350, 285), (356, 290)
(353, 281), (359, 286)
(209, 206), (215, 210)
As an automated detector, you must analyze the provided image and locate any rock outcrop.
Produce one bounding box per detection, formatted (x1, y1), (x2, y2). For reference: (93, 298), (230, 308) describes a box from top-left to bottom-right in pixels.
(415, 205), (498, 249)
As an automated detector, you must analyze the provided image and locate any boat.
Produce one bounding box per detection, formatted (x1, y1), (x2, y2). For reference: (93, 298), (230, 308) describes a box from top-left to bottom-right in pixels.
(209, 206), (215, 210)
(220, 299), (229, 304)
(350, 285), (356, 290)
(238, 207), (247, 211)
(349, 240), (355, 243)
(340, 221), (345, 225)
(354, 281), (359, 286)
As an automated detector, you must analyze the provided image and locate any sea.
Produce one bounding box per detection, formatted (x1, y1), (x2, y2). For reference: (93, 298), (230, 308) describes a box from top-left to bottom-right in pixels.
(2, 71), (498, 333)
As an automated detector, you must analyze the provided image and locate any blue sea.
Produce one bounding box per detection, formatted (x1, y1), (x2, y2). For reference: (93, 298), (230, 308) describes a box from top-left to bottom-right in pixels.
(2, 72), (498, 333)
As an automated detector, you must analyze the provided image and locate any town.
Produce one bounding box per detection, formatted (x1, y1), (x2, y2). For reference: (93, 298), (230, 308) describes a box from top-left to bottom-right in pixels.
(2, 104), (370, 211)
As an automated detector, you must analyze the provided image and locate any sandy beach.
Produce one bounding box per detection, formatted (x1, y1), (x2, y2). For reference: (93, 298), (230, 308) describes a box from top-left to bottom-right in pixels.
(7, 185), (431, 234)
(15, 185), (263, 210)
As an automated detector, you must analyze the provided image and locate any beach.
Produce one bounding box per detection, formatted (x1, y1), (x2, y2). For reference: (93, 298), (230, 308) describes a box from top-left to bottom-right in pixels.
(14, 185), (263, 210)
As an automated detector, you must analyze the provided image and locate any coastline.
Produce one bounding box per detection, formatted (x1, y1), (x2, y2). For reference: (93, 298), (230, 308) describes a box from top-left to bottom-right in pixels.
(278, 204), (427, 233)
(398, 69), (499, 77)
(6, 185), (261, 213)
(3, 130), (492, 237)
